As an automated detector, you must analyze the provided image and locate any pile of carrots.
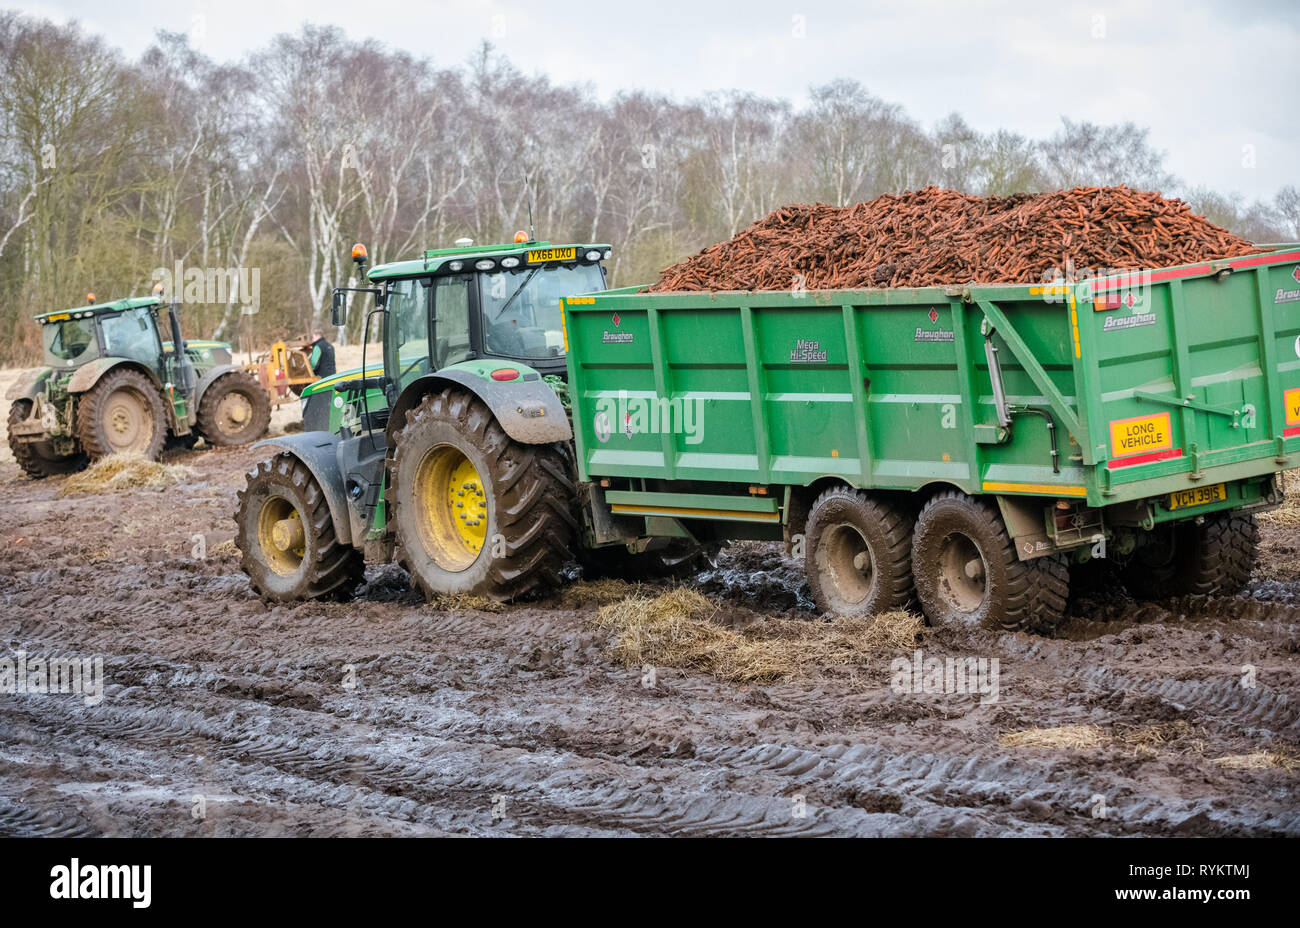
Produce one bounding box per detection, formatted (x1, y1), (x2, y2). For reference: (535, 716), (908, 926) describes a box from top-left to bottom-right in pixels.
(648, 186), (1261, 292)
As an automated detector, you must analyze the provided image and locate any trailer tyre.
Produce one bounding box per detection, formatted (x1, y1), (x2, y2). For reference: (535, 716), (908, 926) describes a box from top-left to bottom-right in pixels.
(912, 491), (1069, 635)
(235, 455), (365, 601)
(805, 487), (915, 617)
(390, 388), (578, 601)
(75, 367), (167, 461)
(7, 400), (87, 479)
(1122, 511), (1258, 599)
(198, 371), (271, 446)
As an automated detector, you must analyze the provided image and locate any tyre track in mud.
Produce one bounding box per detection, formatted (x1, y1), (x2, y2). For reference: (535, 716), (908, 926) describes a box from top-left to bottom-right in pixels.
(1, 450), (1298, 836)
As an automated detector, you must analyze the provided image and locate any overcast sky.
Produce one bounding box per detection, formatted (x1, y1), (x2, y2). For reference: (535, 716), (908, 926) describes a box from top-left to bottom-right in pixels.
(16, 0), (1300, 199)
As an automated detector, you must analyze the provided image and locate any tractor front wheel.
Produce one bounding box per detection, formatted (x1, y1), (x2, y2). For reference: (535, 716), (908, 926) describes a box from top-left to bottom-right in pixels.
(390, 388), (578, 601)
(198, 371), (271, 446)
(75, 368), (167, 461)
(7, 400), (86, 479)
(235, 455), (365, 601)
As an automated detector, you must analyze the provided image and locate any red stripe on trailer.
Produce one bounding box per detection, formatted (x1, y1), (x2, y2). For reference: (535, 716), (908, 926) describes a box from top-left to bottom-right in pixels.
(1229, 249), (1300, 270)
(1093, 265), (1213, 293)
(1285, 426), (1300, 438)
(1106, 447), (1185, 470)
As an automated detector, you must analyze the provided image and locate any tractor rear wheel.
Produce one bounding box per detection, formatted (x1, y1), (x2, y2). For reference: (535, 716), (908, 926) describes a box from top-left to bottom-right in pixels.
(7, 400), (86, 479)
(235, 455), (365, 601)
(198, 371), (271, 446)
(390, 388), (578, 601)
(75, 368), (167, 461)
(1121, 512), (1258, 599)
(912, 490), (1069, 635)
(805, 486), (915, 617)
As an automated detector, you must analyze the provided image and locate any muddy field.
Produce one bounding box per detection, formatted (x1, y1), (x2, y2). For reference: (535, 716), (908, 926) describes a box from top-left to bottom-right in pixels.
(1, 361), (1297, 836)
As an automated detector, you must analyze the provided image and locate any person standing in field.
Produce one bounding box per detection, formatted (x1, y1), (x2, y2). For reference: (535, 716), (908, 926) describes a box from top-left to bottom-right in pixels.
(307, 331), (336, 378)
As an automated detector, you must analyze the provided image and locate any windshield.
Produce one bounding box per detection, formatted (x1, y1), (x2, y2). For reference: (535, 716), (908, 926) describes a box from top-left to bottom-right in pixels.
(481, 263), (605, 360)
(42, 318), (100, 368)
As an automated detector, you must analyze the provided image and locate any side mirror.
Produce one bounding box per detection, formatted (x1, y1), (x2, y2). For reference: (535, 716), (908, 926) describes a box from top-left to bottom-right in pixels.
(330, 289), (346, 327)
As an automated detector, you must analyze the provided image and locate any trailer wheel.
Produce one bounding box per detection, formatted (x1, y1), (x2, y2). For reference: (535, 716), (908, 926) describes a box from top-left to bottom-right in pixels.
(390, 388), (578, 601)
(805, 487), (914, 617)
(7, 400), (87, 479)
(198, 371), (271, 446)
(1122, 512), (1258, 599)
(235, 455), (364, 601)
(75, 367), (167, 461)
(912, 491), (1069, 635)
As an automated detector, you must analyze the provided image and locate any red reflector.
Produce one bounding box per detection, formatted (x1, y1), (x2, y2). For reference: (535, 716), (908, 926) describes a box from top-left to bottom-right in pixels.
(490, 368), (519, 381)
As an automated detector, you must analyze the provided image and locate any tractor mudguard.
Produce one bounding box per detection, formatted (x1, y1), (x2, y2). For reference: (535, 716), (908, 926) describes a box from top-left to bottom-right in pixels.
(253, 432), (355, 546)
(193, 363), (247, 404)
(66, 357), (163, 394)
(4, 368), (52, 401)
(386, 369), (573, 446)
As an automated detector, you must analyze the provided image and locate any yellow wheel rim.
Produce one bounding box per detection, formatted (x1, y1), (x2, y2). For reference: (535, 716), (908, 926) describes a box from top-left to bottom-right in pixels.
(413, 444), (487, 572)
(257, 496), (306, 577)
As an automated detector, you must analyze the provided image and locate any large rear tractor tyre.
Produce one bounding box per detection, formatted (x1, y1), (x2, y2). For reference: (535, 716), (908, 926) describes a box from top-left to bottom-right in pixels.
(805, 486), (915, 617)
(75, 368), (167, 462)
(198, 371), (271, 446)
(390, 388), (578, 601)
(912, 491), (1069, 635)
(235, 455), (365, 601)
(1121, 511), (1258, 600)
(7, 400), (87, 479)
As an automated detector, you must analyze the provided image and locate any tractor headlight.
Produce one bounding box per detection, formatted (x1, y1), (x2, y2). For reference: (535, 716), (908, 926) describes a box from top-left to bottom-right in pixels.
(448, 260), (464, 272)
(500, 256), (520, 268)
(475, 259), (495, 271)
(585, 250), (601, 262)
(602, 250), (611, 260)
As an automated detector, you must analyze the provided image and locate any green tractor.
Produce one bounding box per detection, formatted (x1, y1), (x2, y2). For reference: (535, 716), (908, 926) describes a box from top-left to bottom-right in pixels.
(235, 236), (657, 601)
(5, 295), (271, 478)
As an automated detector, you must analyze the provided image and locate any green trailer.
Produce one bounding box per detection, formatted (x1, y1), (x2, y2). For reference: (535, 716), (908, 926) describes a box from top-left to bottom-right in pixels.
(562, 246), (1300, 632)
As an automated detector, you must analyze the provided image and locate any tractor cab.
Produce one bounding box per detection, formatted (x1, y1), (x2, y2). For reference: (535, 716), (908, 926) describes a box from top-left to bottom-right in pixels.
(308, 237), (610, 432)
(39, 296), (168, 379)
(364, 236), (609, 387)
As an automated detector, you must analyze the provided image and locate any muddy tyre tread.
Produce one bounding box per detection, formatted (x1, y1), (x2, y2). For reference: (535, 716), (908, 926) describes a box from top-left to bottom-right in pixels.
(805, 486), (915, 616)
(1124, 512), (1258, 600)
(197, 371), (272, 447)
(74, 367), (167, 462)
(914, 490), (1069, 635)
(7, 400), (86, 479)
(236, 455), (365, 601)
(390, 388), (578, 601)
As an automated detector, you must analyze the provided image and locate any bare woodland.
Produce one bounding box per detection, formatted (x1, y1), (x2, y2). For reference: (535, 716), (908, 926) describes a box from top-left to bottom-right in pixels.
(0, 14), (1296, 363)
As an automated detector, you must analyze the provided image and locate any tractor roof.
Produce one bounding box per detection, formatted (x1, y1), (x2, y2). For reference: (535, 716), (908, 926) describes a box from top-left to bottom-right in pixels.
(36, 296), (160, 323)
(368, 241), (611, 281)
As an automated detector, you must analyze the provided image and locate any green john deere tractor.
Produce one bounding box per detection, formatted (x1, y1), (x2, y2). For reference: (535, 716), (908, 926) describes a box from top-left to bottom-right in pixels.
(236, 236), (704, 602)
(5, 295), (271, 478)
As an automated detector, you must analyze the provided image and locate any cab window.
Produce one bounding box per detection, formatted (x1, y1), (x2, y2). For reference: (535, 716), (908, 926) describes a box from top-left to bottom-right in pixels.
(100, 308), (162, 370)
(43, 317), (100, 367)
(387, 278), (430, 390)
(432, 275), (473, 369)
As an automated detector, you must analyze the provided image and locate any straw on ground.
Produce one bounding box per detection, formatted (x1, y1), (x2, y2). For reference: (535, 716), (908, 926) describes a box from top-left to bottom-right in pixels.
(591, 587), (922, 683)
(60, 453), (197, 496)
